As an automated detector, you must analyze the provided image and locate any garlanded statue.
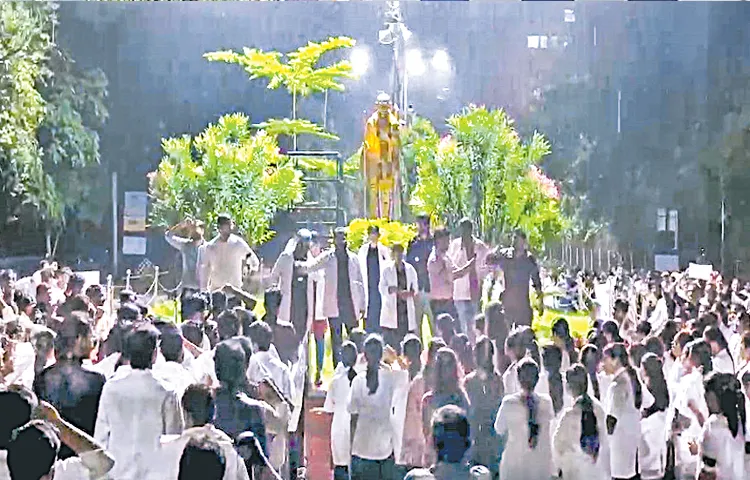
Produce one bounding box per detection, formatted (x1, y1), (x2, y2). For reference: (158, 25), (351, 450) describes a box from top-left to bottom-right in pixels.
(362, 93), (402, 220)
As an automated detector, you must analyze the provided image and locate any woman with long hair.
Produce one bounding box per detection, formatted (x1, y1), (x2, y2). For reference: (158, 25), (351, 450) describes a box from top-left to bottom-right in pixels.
(689, 373), (747, 479)
(542, 344), (568, 415)
(502, 328), (527, 396)
(321, 341), (359, 480)
(450, 333), (475, 375)
(673, 339), (714, 479)
(552, 317), (578, 369)
(421, 348), (470, 466)
(602, 320), (625, 345)
(602, 342), (643, 480)
(639, 353), (670, 480)
(398, 335), (427, 472)
(553, 364), (610, 480)
(464, 336), (504, 478)
(348, 334), (405, 480)
(704, 326), (735, 375)
(422, 338), (447, 393)
(581, 343), (604, 400)
(494, 358), (554, 480)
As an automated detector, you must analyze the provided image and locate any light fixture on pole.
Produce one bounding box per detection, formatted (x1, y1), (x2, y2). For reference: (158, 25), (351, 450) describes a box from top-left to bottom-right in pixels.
(431, 49), (451, 73)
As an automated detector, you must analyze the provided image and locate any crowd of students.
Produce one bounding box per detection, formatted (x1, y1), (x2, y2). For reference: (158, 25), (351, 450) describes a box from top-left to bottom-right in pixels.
(317, 265), (750, 480)
(0, 221), (302, 479)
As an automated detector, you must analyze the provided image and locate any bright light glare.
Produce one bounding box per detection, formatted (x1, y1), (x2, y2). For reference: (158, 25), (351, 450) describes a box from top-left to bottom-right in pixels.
(431, 49), (451, 73)
(406, 49), (425, 76)
(350, 47), (370, 77)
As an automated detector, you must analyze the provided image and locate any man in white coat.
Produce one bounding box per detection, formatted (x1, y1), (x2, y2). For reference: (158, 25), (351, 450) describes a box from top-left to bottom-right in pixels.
(379, 243), (419, 352)
(358, 225), (390, 333)
(297, 228), (366, 368)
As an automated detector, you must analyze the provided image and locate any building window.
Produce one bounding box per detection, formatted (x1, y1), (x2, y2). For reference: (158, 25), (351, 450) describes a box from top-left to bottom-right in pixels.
(527, 35), (548, 50)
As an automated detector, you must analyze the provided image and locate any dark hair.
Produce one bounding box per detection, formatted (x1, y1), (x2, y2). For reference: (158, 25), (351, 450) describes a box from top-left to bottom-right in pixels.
(657, 320), (679, 349)
(643, 336), (665, 358)
(233, 307), (255, 338)
(0, 387), (38, 449)
(517, 358), (541, 449)
(629, 343), (647, 369)
(565, 364), (600, 461)
(485, 301), (509, 346)
(210, 291), (228, 316)
(603, 343), (642, 409)
(364, 334), (384, 395)
(341, 341), (359, 385)
(217, 214), (232, 227)
(673, 330), (694, 357)
(703, 326), (731, 358)
(542, 344), (564, 414)
(7, 420), (60, 480)
(474, 336), (495, 375)
(474, 314), (486, 336)
(178, 437), (227, 480)
(437, 314), (456, 345)
(424, 338), (447, 391)
(402, 334), (423, 381)
(182, 384), (215, 426)
(181, 321), (204, 348)
(613, 299), (629, 314)
(367, 225), (380, 235)
(54, 311), (93, 359)
(125, 325), (159, 370)
(551, 317), (578, 364)
(703, 372), (747, 439)
(686, 339), (713, 375)
(160, 325), (184, 363)
(449, 334), (474, 374)
(433, 227), (451, 241)
(214, 340), (247, 389)
(182, 293), (207, 322)
(601, 320), (624, 343)
(348, 328), (366, 352)
(118, 303), (141, 323)
(506, 329), (527, 362)
(216, 310), (240, 342)
(434, 348), (464, 398)
(636, 321), (652, 337)
(431, 405), (471, 464)
(248, 320), (273, 352)
(641, 353), (669, 413)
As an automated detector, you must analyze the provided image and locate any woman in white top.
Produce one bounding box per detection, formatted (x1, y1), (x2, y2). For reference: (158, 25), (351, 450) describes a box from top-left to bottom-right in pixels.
(502, 327), (548, 397)
(639, 353), (670, 480)
(689, 372), (746, 479)
(322, 342), (359, 480)
(348, 334), (405, 480)
(602, 342), (643, 480)
(553, 364), (611, 480)
(705, 326), (736, 375)
(494, 358), (555, 480)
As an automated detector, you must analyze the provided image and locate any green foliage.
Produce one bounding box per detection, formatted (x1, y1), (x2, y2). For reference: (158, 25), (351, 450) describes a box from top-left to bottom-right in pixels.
(148, 113), (305, 245)
(205, 37), (356, 142)
(0, 2), (108, 236)
(410, 105), (568, 250)
(295, 155), (359, 177)
(346, 218), (417, 252)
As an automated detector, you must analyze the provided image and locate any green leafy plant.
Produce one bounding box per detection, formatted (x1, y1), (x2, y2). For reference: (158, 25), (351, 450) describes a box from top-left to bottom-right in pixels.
(410, 105), (568, 250)
(148, 113), (304, 244)
(346, 218), (417, 252)
(0, 2), (109, 255)
(205, 37), (356, 148)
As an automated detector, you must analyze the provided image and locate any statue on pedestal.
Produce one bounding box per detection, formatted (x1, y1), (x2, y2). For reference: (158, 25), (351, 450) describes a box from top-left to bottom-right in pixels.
(362, 93), (402, 220)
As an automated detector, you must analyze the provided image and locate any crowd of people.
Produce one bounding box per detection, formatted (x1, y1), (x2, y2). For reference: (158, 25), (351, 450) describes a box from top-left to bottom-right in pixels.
(313, 230), (750, 480)
(2, 210), (749, 480)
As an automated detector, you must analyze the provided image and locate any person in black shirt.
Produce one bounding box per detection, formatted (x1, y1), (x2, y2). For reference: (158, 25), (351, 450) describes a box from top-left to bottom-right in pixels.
(407, 214), (435, 339)
(33, 311), (106, 460)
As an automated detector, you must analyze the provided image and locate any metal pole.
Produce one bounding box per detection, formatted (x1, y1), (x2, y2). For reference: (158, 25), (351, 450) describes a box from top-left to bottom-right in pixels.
(112, 172), (119, 277)
(323, 90), (328, 130)
(598, 248), (602, 272)
(607, 250), (612, 271)
(575, 247), (580, 268)
(721, 175), (726, 274)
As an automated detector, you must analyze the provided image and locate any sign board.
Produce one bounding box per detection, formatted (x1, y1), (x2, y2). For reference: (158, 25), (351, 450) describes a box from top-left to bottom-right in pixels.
(122, 236), (147, 256)
(123, 216), (147, 233)
(654, 254), (679, 272)
(123, 192), (148, 218)
(687, 262), (714, 282)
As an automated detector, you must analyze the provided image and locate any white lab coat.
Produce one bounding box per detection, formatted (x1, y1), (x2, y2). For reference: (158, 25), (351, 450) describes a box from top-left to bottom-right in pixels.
(674, 370), (710, 477)
(265, 238), (316, 328)
(494, 392), (555, 480)
(358, 242), (390, 308)
(713, 349), (736, 375)
(640, 409), (669, 479)
(94, 369), (184, 480)
(605, 368), (642, 479)
(699, 414), (746, 480)
(153, 361), (196, 399)
(553, 397), (611, 480)
(323, 364), (355, 467)
(378, 261), (419, 331)
(148, 425), (250, 480)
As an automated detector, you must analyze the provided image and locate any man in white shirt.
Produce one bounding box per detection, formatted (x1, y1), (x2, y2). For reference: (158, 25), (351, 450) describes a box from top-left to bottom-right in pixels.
(153, 325), (197, 398)
(246, 320), (292, 477)
(94, 325), (184, 480)
(200, 214), (259, 293)
(149, 384), (249, 480)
